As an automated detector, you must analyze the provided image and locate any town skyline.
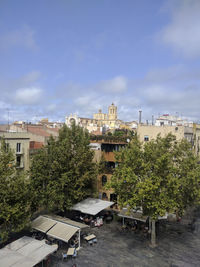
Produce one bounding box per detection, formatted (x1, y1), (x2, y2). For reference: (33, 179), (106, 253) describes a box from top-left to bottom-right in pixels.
(1, 0), (200, 123)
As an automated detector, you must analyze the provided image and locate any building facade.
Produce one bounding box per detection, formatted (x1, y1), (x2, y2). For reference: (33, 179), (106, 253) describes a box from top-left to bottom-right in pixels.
(65, 103), (128, 133)
(91, 139), (127, 202)
(137, 124), (200, 157)
(0, 132), (31, 171)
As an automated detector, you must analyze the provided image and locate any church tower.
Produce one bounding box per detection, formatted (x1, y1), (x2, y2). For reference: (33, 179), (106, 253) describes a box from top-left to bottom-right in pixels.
(108, 103), (117, 120)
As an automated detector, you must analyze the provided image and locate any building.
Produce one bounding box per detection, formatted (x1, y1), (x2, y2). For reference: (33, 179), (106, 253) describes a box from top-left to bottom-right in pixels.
(155, 114), (190, 127)
(10, 122), (59, 145)
(65, 103), (131, 134)
(90, 138), (127, 202)
(0, 122), (60, 171)
(137, 124), (200, 157)
(0, 132), (31, 171)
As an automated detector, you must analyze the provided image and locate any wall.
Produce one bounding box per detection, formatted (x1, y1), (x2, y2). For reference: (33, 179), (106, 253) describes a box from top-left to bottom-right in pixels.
(137, 125), (186, 142)
(0, 132), (30, 171)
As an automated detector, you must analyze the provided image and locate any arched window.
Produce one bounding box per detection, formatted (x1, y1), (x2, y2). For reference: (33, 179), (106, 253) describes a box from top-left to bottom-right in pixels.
(102, 175), (107, 186)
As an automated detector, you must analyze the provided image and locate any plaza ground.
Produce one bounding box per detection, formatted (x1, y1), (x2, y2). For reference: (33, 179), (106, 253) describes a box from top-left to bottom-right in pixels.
(49, 216), (200, 267)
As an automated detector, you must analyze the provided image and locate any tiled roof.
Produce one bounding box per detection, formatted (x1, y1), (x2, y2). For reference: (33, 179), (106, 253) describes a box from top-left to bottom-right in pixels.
(27, 126), (51, 137)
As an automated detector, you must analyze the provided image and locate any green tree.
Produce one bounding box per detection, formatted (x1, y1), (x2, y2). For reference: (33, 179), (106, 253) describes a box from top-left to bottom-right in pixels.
(109, 134), (200, 247)
(30, 123), (98, 212)
(0, 139), (31, 242)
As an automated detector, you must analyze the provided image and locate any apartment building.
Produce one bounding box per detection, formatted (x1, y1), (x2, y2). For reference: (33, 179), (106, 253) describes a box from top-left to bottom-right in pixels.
(0, 132), (31, 171)
(137, 124), (200, 156)
(90, 138), (127, 202)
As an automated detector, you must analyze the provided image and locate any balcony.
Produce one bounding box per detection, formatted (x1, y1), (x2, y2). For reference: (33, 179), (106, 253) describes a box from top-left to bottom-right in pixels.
(16, 147), (24, 154)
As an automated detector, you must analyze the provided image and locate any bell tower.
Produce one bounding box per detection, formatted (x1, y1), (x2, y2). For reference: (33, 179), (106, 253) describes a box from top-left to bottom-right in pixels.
(108, 103), (117, 120)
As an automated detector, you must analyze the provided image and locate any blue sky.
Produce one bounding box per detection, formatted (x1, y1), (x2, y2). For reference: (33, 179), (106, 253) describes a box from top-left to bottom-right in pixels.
(1, 0), (200, 123)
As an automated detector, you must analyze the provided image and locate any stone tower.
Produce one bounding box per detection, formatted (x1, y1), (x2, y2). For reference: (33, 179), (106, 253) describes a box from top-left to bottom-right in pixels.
(108, 103), (117, 120)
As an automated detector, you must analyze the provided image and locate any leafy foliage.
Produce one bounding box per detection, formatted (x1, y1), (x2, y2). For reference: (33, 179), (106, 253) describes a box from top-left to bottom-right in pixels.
(30, 123), (98, 212)
(0, 139), (31, 242)
(110, 134), (200, 220)
(89, 129), (134, 143)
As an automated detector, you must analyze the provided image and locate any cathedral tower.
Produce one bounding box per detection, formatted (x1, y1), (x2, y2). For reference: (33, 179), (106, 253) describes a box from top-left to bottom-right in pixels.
(108, 103), (117, 120)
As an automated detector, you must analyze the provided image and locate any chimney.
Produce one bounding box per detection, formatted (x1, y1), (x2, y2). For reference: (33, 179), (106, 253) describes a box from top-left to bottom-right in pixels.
(152, 115), (154, 125)
(139, 110), (142, 124)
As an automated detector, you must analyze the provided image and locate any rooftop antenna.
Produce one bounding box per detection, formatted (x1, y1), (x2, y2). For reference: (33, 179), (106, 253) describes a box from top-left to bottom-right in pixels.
(7, 108), (9, 131)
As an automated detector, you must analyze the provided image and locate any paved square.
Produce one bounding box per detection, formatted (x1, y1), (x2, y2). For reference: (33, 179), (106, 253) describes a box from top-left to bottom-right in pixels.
(50, 219), (200, 267)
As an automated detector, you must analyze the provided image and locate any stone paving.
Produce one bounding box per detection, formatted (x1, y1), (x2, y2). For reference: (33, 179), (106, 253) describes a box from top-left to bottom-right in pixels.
(49, 218), (200, 267)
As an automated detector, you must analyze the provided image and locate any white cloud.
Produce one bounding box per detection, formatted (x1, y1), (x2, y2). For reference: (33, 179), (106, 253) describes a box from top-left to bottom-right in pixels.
(160, 0), (200, 58)
(100, 76), (128, 93)
(134, 66), (200, 121)
(0, 25), (38, 51)
(15, 87), (43, 105)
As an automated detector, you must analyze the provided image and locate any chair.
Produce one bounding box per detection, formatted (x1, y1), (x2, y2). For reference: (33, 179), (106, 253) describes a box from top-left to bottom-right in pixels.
(93, 238), (97, 244)
(62, 252), (67, 261)
(73, 249), (77, 258)
(88, 240), (93, 245)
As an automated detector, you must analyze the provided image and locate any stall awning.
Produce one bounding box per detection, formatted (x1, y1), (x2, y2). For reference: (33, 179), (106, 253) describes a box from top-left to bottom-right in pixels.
(72, 198), (114, 215)
(47, 222), (79, 243)
(31, 216), (57, 233)
(0, 236), (58, 267)
(118, 208), (148, 222)
(44, 214), (89, 229)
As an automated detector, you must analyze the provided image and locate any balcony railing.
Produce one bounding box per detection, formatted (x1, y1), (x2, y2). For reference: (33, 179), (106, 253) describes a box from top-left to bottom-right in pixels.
(16, 147), (24, 154)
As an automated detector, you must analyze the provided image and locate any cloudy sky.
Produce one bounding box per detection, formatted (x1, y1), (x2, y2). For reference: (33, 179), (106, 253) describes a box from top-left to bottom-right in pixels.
(1, 0), (200, 123)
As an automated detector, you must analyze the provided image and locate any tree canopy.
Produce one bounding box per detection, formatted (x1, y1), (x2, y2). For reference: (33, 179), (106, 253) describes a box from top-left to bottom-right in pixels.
(30, 123), (98, 212)
(109, 133), (200, 246)
(0, 139), (31, 242)
(110, 133), (200, 219)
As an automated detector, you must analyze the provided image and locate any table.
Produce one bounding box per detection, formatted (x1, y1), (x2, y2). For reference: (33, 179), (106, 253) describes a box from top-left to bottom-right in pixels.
(84, 234), (96, 241)
(67, 247), (75, 256)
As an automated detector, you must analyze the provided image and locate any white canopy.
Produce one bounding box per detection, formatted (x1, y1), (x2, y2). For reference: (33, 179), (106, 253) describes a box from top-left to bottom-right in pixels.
(44, 214), (89, 229)
(0, 236), (58, 267)
(72, 198), (114, 215)
(31, 215), (57, 233)
(47, 222), (79, 243)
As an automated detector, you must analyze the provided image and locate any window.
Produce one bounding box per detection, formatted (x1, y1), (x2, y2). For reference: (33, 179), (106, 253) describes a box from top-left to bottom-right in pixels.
(144, 136), (149, 142)
(102, 175), (107, 186)
(16, 155), (21, 167)
(16, 143), (21, 153)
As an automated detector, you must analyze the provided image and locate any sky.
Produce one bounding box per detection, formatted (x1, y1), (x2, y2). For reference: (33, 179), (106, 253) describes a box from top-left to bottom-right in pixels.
(1, 0), (200, 124)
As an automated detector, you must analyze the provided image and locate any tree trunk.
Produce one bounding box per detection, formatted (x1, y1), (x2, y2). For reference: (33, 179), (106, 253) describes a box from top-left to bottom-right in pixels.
(151, 219), (156, 247)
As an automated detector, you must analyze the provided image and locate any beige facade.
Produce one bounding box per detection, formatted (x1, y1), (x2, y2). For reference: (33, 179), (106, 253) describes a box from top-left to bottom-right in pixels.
(0, 132), (31, 171)
(137, 124), (200, 156)
(93, 103), (120, 130)
(93, 109), (107, 121)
